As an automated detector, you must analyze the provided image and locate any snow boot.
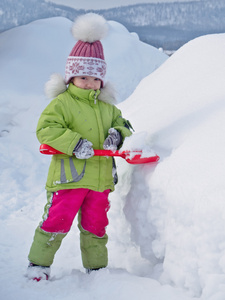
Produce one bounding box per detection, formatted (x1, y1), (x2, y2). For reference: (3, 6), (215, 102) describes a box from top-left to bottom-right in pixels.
(85, 267), (103, 274)
(27, 262), (50, 281)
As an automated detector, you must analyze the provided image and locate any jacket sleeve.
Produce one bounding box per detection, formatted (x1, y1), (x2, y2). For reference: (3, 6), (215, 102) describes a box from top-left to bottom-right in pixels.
(36, 98), (82, 155)
(111, 106), (133, 142)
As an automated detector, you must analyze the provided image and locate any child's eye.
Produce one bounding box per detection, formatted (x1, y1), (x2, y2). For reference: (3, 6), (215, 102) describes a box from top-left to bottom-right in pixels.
(94, 78), (101, 81)
(81, 77), (86, 80)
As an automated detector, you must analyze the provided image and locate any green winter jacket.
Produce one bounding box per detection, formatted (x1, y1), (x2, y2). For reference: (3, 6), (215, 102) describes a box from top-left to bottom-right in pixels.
(36, 83), (132, 193)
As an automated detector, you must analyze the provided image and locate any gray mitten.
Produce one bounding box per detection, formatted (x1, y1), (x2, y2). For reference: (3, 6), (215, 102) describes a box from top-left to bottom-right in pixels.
(73, 139), (94, 159)
(103, 128), (122, 151)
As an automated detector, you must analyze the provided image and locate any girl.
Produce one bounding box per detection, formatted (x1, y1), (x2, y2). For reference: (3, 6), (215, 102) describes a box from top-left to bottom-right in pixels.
(27, 13), (133, 281)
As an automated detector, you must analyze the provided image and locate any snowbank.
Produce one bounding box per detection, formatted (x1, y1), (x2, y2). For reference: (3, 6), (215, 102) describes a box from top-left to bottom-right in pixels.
(118, 33), (225, 299)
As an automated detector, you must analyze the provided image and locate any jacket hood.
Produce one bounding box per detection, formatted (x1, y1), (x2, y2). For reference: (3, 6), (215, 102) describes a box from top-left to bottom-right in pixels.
(44, 73), (117, 104)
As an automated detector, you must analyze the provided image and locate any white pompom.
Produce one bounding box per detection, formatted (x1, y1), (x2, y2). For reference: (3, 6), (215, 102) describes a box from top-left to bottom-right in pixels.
(45, 73), (67, 99)
(71, 13), (108, 43)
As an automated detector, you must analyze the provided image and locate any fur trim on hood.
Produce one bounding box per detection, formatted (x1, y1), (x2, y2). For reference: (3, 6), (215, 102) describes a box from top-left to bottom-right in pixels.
(44, 73), (117, 104)
(44, 73), (67, 99)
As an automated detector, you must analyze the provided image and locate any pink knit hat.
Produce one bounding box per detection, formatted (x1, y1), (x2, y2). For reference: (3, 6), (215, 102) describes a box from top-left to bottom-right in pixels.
(65, 13), (108, 87)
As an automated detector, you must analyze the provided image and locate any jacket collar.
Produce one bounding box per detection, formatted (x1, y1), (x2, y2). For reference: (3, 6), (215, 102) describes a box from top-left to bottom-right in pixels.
(44, 73), (117, 104)
(67, 84), (100, 103)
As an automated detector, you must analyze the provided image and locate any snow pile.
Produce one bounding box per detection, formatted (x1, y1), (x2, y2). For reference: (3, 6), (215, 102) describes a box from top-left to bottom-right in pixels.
(1, 15), (225, 300)
(118, 33), (225, 299)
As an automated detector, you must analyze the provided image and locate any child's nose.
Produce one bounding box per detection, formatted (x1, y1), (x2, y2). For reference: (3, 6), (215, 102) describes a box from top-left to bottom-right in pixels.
(87, 82), (94, 89)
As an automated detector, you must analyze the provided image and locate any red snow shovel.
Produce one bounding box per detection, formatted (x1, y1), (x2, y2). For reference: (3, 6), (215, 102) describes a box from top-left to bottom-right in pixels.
(39, 144), (160, 165)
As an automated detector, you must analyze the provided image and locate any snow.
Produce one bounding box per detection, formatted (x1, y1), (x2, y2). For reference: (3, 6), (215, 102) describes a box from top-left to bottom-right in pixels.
(0, 15), (225, 300)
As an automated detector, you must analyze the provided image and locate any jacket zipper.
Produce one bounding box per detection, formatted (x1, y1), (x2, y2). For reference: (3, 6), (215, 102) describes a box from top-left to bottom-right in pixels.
(94, 91), (97, 104)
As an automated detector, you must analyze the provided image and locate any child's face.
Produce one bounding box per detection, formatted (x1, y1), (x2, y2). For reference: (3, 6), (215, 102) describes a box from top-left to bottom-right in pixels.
(72, 76), (101, 90)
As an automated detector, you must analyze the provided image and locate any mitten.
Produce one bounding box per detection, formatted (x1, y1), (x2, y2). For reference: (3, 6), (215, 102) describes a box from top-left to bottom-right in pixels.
(103, 128), (122, 151)
(73, 139), (94, 159)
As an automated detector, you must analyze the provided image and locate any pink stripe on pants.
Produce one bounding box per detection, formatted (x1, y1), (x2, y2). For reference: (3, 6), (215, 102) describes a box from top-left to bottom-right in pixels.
(41, 188), (110, 237)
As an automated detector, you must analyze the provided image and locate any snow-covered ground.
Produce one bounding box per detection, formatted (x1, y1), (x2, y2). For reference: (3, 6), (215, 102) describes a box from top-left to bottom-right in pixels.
(1, 16), (225, 300)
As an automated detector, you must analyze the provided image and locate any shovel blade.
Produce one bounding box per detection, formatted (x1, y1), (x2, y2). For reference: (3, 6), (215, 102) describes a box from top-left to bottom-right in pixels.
(123, 153), (160, 164)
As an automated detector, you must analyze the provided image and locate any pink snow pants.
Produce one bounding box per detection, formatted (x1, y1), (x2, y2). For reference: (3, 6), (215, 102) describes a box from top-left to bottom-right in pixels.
(41, 188), (110, 237)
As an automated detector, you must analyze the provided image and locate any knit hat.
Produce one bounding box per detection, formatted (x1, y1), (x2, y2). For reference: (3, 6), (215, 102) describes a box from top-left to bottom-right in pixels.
(65, 13), (108, 87)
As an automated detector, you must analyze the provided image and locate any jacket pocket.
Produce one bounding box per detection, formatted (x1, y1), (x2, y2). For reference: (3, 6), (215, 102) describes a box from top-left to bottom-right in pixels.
(59, 157), (86, 184)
